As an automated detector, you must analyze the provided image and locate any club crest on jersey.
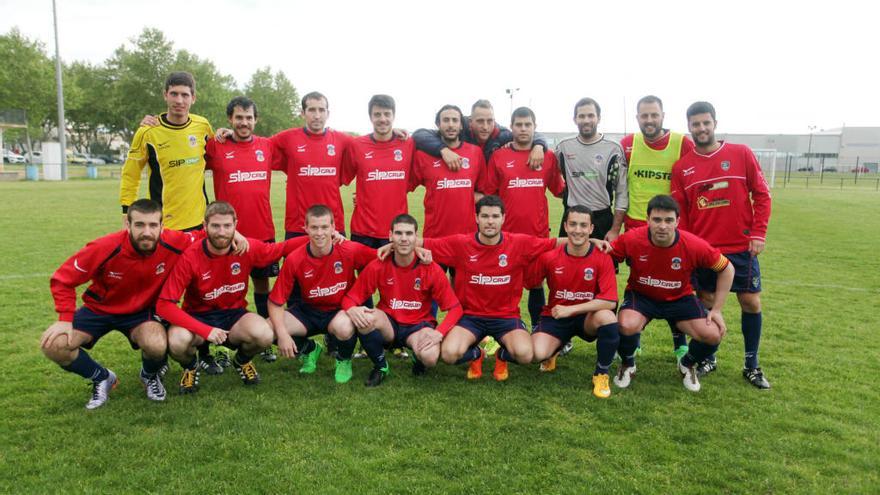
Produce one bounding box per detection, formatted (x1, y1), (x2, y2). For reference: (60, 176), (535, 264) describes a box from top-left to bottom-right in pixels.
(584, 268), (594, 281)
(594, 154), (604, 166)
(188, 135), (198, 147)
(462, 158), (470, 169)
(498, 254), (508, 267)
(155, 262), (165, 275)
(327, 144), (336, 156)
(414, 277), (422, 290)
(721, 160), (730, 171)
(255, 150), (265, 162)
(334, 261), (343, 274)
(231, 262), (241, 275)
(394, 149), (403, 162)
(671, 257), (682, 270)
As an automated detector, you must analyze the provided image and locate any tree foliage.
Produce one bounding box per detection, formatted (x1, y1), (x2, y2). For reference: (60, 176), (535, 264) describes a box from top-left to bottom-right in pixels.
(245, 67), (302, 137)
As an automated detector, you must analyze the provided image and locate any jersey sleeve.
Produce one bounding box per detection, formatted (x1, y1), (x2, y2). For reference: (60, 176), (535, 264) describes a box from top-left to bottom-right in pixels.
(692, 236), (730, 272)
(608, 232), (629, 263)
(270, 132), (287, 172)
(409, 153), (424, 192)
(269, 253), (298, 306)
(483, 155), (501, 195)
(519, 235), (558, 263)
(594, 252), (619, 302)
(352, 242), (377, 270)
(119, 126), (150, 211)
(523, 253), (548, 290)
(156, 257), (214, 339)
(422, 235), (461, 267)
(613, 151), (629, 212)
(49, 236), (118, 321)
(341, 260), (380, 310)
(204, 138), (216, 171)
(430, 263), (462, 336)
(249, 236), (307, 268)
(744, 148), (772, 242)
(679, 136), (696, 157)
(474, 152), (489, 193)
(544, 152), (565, 197)
(411, 128), (445, 157)
(340, 142), (357, 186)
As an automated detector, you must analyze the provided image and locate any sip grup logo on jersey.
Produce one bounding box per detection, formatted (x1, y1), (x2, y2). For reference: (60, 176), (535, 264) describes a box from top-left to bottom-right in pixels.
(584, 267), (594, 280)
(366, 169), (405, 181)
(436, 178), (471, 190)
(671, 257), (682, 270)
(508, 177), (544, 188)
(721, 160), (730, 171)
(334, 261), (343, 274)
(155, 262), (165, 275)
(498, 254), (508, 267)
(255, 150), (265, 162)
(168, 157), (200, 168)
(299, 165), (336, 176)
(231, 262), (241, 275)
(229, 170), (268, 183)
(413, 277), (422, 290)
(327, 144), (336, 156)
(205, 283), (246, 300)
(393, 149), (403, 162)
(390, 298), (422, 310)
(462, 158), (470, 169)
(188, 135), (198, 147)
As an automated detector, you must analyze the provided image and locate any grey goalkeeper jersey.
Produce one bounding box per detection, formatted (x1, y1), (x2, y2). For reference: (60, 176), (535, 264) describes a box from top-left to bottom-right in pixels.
(555, 135), (628, 212)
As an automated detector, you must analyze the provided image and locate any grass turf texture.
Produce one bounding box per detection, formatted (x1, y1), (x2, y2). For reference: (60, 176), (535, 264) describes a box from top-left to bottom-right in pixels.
(1, 177), (878, 493)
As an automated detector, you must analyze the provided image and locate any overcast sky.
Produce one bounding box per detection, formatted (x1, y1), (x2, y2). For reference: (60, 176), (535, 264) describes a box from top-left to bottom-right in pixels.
(2, 0), (873, 136)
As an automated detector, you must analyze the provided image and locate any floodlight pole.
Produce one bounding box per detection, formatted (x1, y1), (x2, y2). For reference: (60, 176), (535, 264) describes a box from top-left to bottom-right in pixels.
(505, 88), (520, 117)
(52, 0), (68, 179)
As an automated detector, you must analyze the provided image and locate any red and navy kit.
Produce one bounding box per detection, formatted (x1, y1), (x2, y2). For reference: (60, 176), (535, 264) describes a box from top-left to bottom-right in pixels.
(342, 135), (415, 238)
(341, 258), (462, 336)
(410, 143), (486, 238)
(484, 148), (565, 237)
(621, 132), (695, 165)
(205, 136), (276, 240)
(423, 233), (557, 318)
(526, 244), (618, 316)
(157, 237), (308, 338)
(51, 229), (203, 321)
(608, 226), (729, 302)
(670, 141), (772, 253)
(270, 128), (352, 234)
(269, 241), (376, 312)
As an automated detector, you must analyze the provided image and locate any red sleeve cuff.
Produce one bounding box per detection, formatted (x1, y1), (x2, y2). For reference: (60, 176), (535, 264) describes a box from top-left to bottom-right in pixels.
(58, 312), (74, 322)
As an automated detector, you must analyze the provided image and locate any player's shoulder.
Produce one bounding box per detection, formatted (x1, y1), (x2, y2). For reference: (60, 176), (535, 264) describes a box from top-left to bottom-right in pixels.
(555, 135), (580, 149)
(599, 135), (625, 154)
(160, 229), (198, 250)
(620, 133), (635, 147)
(538, 243), (565, 261)
(677, 229), (712, 249)
(88, 230), (129, 251)
(188, 113), (211, 127)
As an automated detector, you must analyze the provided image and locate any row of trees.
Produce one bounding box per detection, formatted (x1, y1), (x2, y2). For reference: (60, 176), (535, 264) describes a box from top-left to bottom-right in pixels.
(0, 27), (303, 154)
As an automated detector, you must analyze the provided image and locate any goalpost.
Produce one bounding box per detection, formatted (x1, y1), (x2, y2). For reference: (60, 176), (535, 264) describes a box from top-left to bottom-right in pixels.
(752, 148), (778, 188)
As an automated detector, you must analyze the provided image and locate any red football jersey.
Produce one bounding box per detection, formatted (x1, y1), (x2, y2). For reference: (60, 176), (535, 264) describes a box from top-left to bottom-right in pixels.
(342, 135), (415, 238)
(269, 241), (376, 312)
(621, 131), (695, 164)
(51, 229), (202, 321)
(526, 244), (618, 316)
(484, 147), (565, 237)
(157, 237), (307, 337)
(341, 257), (461, 334)
(609, 227), (728, 301)
(270, 128), (352, 234)
(410, 143), (486, 238)
(424, 233), (557, 318)
(205, 136), (275, 240)
(670, 141), (772, 253)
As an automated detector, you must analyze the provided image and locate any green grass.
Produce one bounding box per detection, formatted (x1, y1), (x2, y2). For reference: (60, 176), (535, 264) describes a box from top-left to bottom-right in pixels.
(1, 177), (878, 493)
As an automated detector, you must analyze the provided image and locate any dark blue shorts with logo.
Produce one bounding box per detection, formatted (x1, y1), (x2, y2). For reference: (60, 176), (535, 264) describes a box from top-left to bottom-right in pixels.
(693, 251), (761, 293)
(72, 306), (161, 350)
(620, 290), (707, 324)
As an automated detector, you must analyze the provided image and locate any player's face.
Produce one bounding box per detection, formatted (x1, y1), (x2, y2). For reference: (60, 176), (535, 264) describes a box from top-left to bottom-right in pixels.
(470, 107), (495, 143)
(126, 210), (162, 254)
(229, 105), (256, 140)
(303, 97), (329, 133)
(476, 206), (504, 239)
(637, 102), (664, 140)
(305, 214), (334, 249)
(511, 116), (535, 147)
(370, 106), (395, 137)
(563, 212), (594, 248)
(164, 85), (195, 121)
(688, 113), (717, 147)
(574, 104), (600, 140)
(647, 209), (679, 246)
(438, 109), (462, 143)
(205, 213), (237, 251)
(390, 222), (417, 257)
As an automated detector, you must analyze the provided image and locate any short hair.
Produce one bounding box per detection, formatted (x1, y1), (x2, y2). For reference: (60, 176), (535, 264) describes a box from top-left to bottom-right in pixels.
(471, 99), (493, 113)
(164, 71), (195, 94)
(391, 213), (418, 233)
(226, 96), (257, 118)
(205, 201), (236, 222)
(434, 104), (463, 126)
(646, 195), (680, 218)
(301, 91), (328, 111)
(510, 106), (536, 126)
(368, 94), (395, 115)
(305, 204), (334, 223)
(563, 205), (593, 223)
(476, 194), (505, 215)
(637, 95), (663, 111)
(686, 101), (716, 121)
(127, 198), (162, 222)
(573, 97), (601, 118)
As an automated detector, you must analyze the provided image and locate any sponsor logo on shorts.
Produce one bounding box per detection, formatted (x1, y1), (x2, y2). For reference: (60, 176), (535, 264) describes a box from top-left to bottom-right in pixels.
(231, 262), (241, 275)
(366, 169), (406, 181)
(436, 178), (472, 190)
(470, 274), (511, 286)
(333, 261), (343, 274)
(498, 254), (508, 267)
(155, 262), (165, 275)
(229, 170), (268, 183)
(205, 282), (246, 300)
(507, 177), (544, 188)
(308, 281), (347, 298)
(255, 150), (265, 162)
(298, 165), (336, 176)
(637, 276), (682, 289)
(389, 298), (422, 310)
(671, 257), (681, 270)
(327, 144), (336, 156)
(555, 289), (595, 301)
(584, 268), (594, 280)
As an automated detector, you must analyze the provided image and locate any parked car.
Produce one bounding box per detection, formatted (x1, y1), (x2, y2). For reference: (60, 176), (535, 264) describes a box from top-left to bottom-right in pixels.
(2, 149), (26, 164)
(66, 152), (88, 164)
(796, 166), (813, 172)
(851, 166), (870, 173)
(821, 166), (837, 173)
(87, 156), (106, 165)
(96, 154), (122, 164)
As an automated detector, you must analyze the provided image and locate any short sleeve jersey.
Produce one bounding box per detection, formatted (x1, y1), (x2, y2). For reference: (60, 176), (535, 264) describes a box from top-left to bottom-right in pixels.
(527, 244), (618, 316)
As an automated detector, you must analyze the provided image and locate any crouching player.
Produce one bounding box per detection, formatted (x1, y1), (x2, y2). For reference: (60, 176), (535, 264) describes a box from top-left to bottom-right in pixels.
(342, 214), (462, 386)
(593, 195), (733, 392)
(157, 201), (307, 394)
(526, 205), (620, 398)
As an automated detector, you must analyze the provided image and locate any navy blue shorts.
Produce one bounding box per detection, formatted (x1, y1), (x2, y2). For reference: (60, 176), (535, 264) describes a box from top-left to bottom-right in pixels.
(72, 306), (160, 350)
(287, 304), (339, 337)
(457, 315), (526, 342)
(389, 318), (434, 349)
(251, 238), (280, 279)
(693, 251), (761, 293)
(534, 315), (595, 343)
(620, 291), (707, 324)
(350, 234), (390, 249)
(191, 308), (249, 331)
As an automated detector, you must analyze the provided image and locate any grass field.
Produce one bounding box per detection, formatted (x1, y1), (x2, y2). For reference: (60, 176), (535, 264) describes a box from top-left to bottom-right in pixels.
(1, 176), (878, 494)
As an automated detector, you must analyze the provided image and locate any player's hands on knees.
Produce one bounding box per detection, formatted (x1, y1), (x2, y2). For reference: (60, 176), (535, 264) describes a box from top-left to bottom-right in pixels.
(214, 128), (233, 143)
(231, 231), (249, 254)
(347, 306), (373, 330)
(40, 321), (73, 349)
(277, 333), (297, 358)
(140, 114), (159, 127)
(207, 328), (228, 345)
(749, 239), (765, 257)
(551, 305), (574, 320)
(528, 145), (545, 170)
(415, 247), (433, 264)
(416, 329), (443, 352)
(707, 309), (727, 337)
(440, 148), (462, 171)
(376, 243), (393, 260)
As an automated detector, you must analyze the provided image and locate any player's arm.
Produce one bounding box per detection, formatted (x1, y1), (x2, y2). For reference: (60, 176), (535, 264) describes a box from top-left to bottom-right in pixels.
(745, 148), (772, 256)
(669, 159), (690, 231)
(341, 261), (380, 330)
(249, 236), (310, 267)
(155, 260), (223, 342)
(546, 152), (566, 198)
(707, 258), (733, 335)
(607, 153), (628, 241)
(119, 127), (150, 218)
(528, 132), (549, 170)
(412, 128), (463, 170)
(268, 257), (298, 358)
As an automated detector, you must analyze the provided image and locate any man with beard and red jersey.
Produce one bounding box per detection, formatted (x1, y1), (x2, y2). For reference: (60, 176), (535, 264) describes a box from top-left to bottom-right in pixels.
(483, 107), (565, 333)
(157, 202), (308, 394)
(592, 195), (734, 393)
(342, 214), (462, 386)
(525, 205), (620, 399)
(40, 199), (229, 409)
(205, 96), (280, 363)
(670, 101), (772, 389)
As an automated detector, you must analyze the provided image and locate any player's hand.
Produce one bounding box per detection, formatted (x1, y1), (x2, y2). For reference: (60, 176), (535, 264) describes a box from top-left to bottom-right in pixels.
(749, 239), (765, 257)
(122, 213), (128, 229)
(415, 247), (433, 264)
(550, 305), (574, 320)
(331, 230), (346, 245)
(707, 309), (727, 337)
(231, 231), (249, 254)
(352, 192), (357, 207)
(376, 243), (393, 260)
(415, 328), (443, 352)
(604, 230), (620, 242)
(440, 148), (462, 171)
(207, 328), (228, 345)
(140, 114), (159, 127)
(277, 333), (297, 358)
(589, 238), (612, 253)
(528, 145), (545, 170)
(346, 306), (374, 330)
(214, 128), (234, 143)
(40, 321), (73, 349)
(392, 128), (409, 140)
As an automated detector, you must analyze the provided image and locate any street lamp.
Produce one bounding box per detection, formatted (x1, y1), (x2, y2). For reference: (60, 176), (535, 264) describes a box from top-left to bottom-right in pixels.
(505, 88), (520, 116)
(806, 125), (816, 172)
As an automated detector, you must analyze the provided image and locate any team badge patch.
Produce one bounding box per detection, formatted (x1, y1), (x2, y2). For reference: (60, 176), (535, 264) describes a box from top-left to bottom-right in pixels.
(462, 158), (470, 169)
(334, 261), (343, 274)
(394, 149), (403, 162)
(231, 262), (241, 275)
(594, 154), (604, 166)
(671, 257), (682, 270)
(255, 150), (265, 162)
(498, 254), (508, 267)
(327, 144), (336, 156)
(414, 277), (422, 290)
(584, 268), (594, 281)
(752, 276), (760, 288)
(188, 135), (198, 147)
(721, 160), (730, 171)
(155, 262), (165, 275)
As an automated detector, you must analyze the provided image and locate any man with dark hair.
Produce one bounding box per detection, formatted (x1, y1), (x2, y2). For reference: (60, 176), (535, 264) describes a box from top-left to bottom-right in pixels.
(671, 101), (772, 389)
(342, 214), (462, 386)
(592, 195), (734, 392)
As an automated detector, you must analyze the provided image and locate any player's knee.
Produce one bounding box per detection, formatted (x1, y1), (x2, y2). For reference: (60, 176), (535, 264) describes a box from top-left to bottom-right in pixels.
(594, 309), (617, 326)
(440, 344), (461, 365)
(42, 334), (77, 363)
(139, 333), (167, 359)
(419, 349), (440, 368)
(252, 324), (274, 349)
(738, 293), (762, 313)
(618, 319), (642, 336)
(513, 345), (533, 365)
(167, 328), (193, 355)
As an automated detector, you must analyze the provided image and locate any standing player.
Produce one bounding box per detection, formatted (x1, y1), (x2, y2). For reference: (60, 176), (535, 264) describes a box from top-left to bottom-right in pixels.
(484, 107), (565, 331)
(593, 195), (734, 392)
(342, 214), (462, 386)
(205, 96), (279, 362)
(526, 205), (620, 398)
(157, 202), (307, 394)
(671, 101), (772, 389)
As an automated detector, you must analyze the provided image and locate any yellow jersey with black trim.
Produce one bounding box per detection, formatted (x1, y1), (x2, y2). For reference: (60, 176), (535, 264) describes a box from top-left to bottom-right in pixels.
(119, 113), (214, 230)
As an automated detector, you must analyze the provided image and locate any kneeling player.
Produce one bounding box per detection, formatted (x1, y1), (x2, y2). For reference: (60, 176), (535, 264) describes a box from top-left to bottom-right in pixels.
(527, 205), (620, 398)
(342, 214), (462, 386)
(157, 202), (308, 394)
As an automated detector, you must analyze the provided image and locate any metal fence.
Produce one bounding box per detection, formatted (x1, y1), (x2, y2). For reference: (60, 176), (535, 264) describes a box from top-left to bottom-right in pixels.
(753, 151), (879, 191)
